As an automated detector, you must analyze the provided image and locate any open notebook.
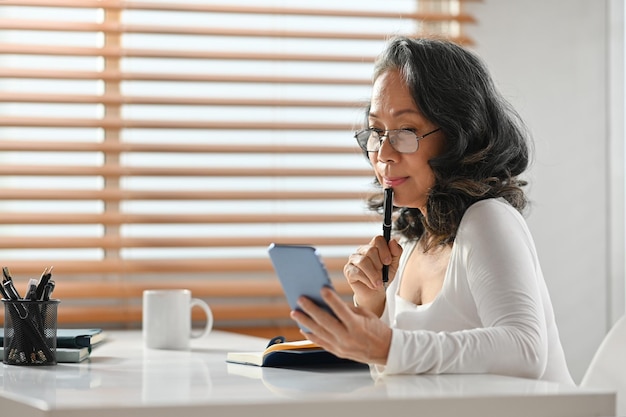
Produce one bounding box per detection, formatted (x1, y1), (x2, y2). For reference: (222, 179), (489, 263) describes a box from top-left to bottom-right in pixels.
(226, 336), (366, 368)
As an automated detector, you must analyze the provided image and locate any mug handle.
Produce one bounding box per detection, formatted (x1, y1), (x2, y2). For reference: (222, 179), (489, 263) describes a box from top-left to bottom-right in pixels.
(190, 298), (213, 339)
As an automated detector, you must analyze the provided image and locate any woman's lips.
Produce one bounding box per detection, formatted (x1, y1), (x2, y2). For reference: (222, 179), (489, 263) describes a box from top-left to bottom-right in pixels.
(383, 176), (408, 188)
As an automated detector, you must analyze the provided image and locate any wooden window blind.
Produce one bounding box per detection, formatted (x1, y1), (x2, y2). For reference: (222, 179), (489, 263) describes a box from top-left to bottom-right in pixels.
(0, 0), (475, 338)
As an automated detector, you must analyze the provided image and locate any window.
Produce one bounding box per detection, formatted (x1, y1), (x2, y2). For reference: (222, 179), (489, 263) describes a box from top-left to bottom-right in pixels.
(0, 0), (475, 335)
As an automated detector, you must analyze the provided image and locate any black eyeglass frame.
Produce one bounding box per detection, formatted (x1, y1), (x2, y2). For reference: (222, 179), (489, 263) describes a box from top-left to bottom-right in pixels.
(354, 127), (441, 154)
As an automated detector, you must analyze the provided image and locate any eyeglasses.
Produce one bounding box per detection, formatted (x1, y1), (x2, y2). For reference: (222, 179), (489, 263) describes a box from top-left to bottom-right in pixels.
(354, 128), (441, 154)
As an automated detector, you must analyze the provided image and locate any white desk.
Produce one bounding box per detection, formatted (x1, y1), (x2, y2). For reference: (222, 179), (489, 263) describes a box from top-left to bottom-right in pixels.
(0, 330), (616, 417)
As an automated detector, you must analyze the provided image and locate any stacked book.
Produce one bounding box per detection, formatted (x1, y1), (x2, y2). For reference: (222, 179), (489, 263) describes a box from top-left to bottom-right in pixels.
(0, 328), (106, 363)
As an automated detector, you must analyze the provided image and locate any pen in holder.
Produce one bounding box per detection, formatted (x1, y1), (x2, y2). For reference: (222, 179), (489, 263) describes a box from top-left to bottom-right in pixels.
(2, 299), (60, 366)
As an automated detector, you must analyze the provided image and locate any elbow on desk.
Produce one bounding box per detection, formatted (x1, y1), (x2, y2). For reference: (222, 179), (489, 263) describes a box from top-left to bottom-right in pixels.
(508, 352), (546, 380)
(500, 327), (548, 380)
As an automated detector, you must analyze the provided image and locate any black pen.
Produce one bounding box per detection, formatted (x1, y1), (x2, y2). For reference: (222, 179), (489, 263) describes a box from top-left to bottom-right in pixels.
(0, 285), (8, 299)
(42, 280), (55, 301)
(34, 267), (53, 300)
(0, 271), (8, 298)
(3, 280), (21, 300)
(25, 278), (39, 301)
(2, 266), (13, 283)
(382, 188), (394, 288)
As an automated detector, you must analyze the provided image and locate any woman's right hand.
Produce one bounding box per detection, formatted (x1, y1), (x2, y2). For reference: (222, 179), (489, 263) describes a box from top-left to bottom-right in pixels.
(343, 236), (402, 316)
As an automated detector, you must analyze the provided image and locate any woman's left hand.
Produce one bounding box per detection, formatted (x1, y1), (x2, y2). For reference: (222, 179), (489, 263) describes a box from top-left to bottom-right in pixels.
(290, 286), (392, 365)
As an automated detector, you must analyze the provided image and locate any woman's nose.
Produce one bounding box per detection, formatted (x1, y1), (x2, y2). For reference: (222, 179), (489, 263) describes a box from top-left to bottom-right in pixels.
(377, 134), (399, 162)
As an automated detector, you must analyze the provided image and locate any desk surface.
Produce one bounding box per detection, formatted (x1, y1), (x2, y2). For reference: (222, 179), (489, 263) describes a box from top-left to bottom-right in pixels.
(0, 330), (616, 417)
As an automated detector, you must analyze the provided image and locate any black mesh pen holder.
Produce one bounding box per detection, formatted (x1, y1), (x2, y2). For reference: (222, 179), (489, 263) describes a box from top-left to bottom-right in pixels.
(2, 299), (60, 366)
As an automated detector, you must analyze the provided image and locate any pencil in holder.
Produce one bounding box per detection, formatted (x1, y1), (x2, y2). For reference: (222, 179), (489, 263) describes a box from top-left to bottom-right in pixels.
(2, 299), (60, 366)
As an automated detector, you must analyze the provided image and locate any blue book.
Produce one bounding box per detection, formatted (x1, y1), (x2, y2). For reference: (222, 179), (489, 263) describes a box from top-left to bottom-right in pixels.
(56, 328), (107, 349)
(0, 346), (90, 363)
(0, 328), (106, 350)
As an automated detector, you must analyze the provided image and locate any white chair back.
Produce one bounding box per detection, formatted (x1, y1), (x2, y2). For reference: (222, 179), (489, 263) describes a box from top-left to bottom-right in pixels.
(580, 315), (626, 416)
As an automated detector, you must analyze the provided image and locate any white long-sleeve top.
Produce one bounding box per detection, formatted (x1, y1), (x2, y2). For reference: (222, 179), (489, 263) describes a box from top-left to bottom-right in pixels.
(373, 198), (574, 385)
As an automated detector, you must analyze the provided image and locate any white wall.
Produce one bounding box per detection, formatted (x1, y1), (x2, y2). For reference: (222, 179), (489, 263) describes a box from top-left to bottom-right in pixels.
(464, 0), (624, 382)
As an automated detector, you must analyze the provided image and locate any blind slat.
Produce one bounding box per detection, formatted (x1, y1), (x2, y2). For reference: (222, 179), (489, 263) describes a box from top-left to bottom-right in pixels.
(0, 19), (427, 41)
(0, 0), (477, 22)
(56, 304), (292, 323)
(2, 92), (365, 108)
(0, 68), (372, 85)
(0, 258), (349, 274)
(0, 165), (371, 177)
(56, 280), (300, 298)
(1, 117), (354, 130)
(0, 43), (377, 62)
(0, 213), (377, 224)
(0, 141), (359, 154)
(0, 189), (371, 200)
(0, 236), (372, 249)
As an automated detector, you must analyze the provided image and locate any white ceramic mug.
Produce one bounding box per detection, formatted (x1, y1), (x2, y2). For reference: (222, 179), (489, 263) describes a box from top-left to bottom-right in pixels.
(142, 289), (213, 350)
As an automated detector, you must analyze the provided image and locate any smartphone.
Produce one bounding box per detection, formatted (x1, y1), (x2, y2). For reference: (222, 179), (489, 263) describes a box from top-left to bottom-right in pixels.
(267, 243), (337, 333)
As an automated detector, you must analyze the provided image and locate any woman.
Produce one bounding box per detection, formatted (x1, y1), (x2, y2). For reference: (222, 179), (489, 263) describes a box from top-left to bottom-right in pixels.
(291, 36), (574, 384)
